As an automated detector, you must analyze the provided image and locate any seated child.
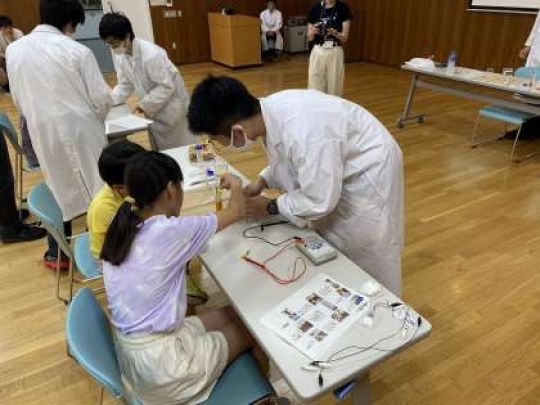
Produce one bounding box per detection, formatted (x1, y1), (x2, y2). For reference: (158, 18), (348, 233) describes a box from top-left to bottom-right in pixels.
(88, 142), (208, 304)
(100, 151), (261, 404)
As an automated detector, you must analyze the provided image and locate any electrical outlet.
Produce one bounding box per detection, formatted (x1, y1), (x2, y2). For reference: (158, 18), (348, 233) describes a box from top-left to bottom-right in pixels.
(178, 10), (183, 17)
(172, 42), (177, 50)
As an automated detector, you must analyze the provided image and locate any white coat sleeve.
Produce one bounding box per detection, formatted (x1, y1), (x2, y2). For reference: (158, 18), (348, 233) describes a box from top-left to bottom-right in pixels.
(138, 53), (177, 118)
(276, 138), (344, 227)
(277, 11), (283, 30)
(81, 49), (113, 121)
(111, 59), (135, 105)
(261, 12), (269, 33)
(526, 13), (540, 46)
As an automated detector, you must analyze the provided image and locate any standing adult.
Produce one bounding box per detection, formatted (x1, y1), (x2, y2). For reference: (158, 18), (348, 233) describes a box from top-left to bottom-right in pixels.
(7, 0), (113, 269)
(99, 12), (196, 151)
(0, 126), (46, 244)
(307, 0), (353, 97)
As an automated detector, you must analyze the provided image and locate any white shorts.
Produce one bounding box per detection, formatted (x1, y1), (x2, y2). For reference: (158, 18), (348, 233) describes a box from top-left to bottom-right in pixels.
(114, 317), (229, 405)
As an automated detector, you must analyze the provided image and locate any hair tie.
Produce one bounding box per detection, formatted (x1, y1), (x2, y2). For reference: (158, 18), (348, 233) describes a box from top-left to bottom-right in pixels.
(125, 196), (138, 212)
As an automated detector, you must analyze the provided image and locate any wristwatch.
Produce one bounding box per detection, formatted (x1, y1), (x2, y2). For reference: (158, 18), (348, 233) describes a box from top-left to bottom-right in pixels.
(267, 199), (279, 216)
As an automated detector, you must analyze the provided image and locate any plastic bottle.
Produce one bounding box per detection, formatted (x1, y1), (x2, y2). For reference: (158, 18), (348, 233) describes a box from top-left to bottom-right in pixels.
(206, 167), (223, 212)
(447, 51), (458, 75)
(195, 143), (204, 164)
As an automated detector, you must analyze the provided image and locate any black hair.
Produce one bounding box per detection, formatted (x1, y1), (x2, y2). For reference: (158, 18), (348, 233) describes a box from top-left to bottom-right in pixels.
(100, 152), (184, 266)
(0, 16), (13, 29)
(188, 75), (261, 136)
(98, 141), (145, 187)
(40, 0), (85, 32)
(99, 12), (136, 42)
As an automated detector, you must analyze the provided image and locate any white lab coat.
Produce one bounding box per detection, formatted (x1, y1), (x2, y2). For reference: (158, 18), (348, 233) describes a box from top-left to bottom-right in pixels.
(111, 38), (195, 150)
(260, 9), (284, 52)
(7, 25), (113, 221)
(526, 12), (540, 67)
(260, 90), (404, 295)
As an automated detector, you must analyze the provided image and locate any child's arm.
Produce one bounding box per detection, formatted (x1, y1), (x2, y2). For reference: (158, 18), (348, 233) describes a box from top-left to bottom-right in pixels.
(216, 174), (246, 232)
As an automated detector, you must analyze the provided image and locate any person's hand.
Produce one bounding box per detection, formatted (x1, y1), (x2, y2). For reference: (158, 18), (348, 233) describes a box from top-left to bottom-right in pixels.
(308, 24), (319, 38)
(243, 177), (267, 198)
(327, 28), (339, 37)
(133, 106), (145, 115)
(246, 196), (271, 219)
(220, 173), (242, 190)
(519, 46), (531, 61)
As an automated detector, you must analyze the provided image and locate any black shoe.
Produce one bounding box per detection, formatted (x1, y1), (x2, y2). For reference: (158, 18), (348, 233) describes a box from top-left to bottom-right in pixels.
(19, 209), (30, 221)
(1, 223), (47, 244)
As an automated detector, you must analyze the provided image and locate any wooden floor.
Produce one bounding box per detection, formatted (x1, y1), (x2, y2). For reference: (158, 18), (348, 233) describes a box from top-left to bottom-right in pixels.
(2, 55), (540, 404)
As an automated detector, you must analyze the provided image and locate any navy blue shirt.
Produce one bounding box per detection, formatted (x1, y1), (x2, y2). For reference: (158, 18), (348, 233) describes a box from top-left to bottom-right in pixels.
(308, 1), (353, 45)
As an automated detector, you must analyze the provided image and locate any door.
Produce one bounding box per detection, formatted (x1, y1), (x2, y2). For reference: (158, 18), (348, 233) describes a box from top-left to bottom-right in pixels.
(150, 0), (211, 64)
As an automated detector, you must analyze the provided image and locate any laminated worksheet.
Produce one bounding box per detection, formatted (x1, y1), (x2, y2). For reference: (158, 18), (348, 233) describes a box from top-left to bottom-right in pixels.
(261, 274), (369, 360)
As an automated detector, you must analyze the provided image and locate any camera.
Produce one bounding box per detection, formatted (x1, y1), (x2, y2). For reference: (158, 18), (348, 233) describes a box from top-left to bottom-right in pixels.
(317, 18), (331, 36)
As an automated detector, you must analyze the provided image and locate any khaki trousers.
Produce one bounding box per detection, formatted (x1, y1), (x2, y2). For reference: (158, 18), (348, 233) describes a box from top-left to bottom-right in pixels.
(308, 44), (345, 97)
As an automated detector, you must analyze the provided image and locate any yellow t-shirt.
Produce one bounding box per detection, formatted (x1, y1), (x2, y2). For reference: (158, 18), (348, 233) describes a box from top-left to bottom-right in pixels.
(87, 185), (125, 259)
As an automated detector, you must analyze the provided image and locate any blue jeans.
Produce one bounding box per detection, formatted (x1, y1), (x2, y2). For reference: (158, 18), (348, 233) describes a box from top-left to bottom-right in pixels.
(45, 221), (72, 259)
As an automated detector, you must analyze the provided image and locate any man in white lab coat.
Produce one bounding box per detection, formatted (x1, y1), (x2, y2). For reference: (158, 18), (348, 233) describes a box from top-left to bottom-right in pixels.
(99, 13), (195, 151)
(520, 12), (540, 67)
(188, 76), (404, 295)
(7, 0), (113, 270)
(260, 1), (284, 56)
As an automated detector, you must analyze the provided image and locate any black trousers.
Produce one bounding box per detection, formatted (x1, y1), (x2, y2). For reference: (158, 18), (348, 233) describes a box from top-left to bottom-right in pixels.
(0, 130), (18, 227)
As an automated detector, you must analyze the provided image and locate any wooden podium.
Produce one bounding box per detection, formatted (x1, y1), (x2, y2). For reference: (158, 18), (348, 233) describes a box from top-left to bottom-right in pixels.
(208, 13), (262, 68)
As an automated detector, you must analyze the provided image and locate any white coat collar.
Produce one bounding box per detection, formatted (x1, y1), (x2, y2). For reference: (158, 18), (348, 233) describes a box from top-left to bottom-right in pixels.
(260, 97), (282, 148)
(127, 38), (142, 60)
(33, 24), (64, 35)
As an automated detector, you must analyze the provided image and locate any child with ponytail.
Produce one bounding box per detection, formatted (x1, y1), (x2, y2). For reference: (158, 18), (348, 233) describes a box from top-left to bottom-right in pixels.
(101, 151), (259, 404)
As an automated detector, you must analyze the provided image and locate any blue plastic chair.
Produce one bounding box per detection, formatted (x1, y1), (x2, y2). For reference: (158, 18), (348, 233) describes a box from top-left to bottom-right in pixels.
(27, 182), (102, 304)
(472, 67), (540, 162)
(0, 112), (25, 217)
(67, 288), (277, 405)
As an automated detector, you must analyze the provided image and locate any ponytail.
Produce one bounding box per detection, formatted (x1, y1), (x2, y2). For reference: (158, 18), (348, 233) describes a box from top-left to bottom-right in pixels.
(100, 151), (183, 266)
(100, 201), (142, 266)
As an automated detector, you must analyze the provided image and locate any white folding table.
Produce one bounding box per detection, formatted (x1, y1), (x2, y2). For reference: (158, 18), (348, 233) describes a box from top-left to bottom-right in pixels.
(105, 104), (155, 148)
(398, 65), (540, 129)
(198, 221), (431, 403)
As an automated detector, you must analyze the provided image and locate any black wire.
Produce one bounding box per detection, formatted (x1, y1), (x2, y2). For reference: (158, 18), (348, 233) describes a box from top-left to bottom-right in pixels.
(311, 307), (421, 366)
(242, 221), (299, 246)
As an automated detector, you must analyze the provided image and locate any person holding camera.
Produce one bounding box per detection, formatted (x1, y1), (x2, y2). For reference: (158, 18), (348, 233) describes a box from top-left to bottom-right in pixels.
(307, 0), (352, 97)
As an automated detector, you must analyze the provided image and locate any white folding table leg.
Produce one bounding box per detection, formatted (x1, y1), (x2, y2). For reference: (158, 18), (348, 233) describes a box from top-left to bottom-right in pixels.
(397, 73), (425, 129)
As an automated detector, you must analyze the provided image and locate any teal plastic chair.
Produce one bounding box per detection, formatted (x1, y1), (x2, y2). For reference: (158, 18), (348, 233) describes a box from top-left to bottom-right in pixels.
(0, 112), (25, 217)
(67, 288), (277, 405)
(472, 67), (540, 162)
(27, 182), (102, 304)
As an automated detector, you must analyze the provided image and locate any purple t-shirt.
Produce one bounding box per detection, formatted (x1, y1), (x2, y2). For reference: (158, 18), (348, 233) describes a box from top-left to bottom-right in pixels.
(103, 214), (218, 335)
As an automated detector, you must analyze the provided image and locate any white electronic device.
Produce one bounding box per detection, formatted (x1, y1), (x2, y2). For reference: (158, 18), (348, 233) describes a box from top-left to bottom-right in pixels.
(296, 234), (338, 266)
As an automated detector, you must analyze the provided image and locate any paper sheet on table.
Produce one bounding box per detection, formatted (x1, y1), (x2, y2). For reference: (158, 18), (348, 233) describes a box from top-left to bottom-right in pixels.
(261, 274), (369, 360)
(106, 115), (153, 135)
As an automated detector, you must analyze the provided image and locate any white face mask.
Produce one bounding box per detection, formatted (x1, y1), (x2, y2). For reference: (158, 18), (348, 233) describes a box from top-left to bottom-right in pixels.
(112, 39), (130, 55)
(229, 127), (255, 151)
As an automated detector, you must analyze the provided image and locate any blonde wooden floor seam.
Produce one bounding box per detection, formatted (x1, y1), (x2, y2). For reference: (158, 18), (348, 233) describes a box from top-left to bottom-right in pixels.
(2, 55), (540, 404)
